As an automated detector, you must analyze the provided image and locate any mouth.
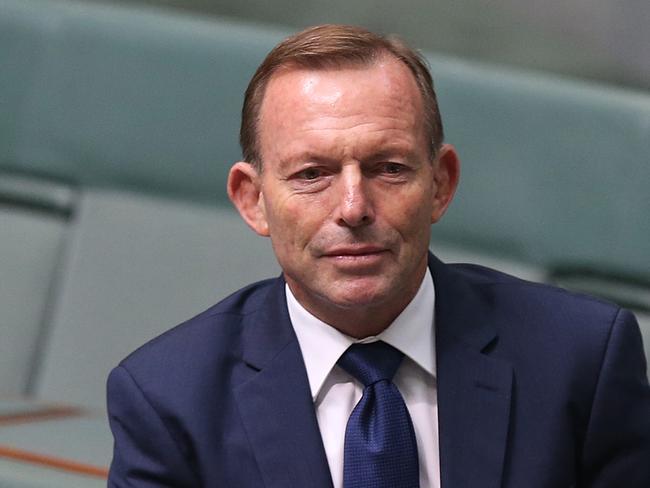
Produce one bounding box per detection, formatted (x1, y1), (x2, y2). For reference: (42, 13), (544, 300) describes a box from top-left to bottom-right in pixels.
(321, 246), (389, 263)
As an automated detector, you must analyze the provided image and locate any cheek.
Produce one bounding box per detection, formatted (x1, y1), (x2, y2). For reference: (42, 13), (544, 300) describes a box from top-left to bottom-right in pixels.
(265, 197), (326, 253)
(379, 188), (435, 245)
(387, 186), (434, 223)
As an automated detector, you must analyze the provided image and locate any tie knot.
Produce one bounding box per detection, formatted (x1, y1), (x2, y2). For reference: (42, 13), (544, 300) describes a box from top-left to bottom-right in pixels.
(338, 341), (404, 386)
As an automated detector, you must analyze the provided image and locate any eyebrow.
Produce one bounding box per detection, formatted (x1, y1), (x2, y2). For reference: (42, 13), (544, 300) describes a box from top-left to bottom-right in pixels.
(279, 152), (338, 167)
(280, 145), (417, 166)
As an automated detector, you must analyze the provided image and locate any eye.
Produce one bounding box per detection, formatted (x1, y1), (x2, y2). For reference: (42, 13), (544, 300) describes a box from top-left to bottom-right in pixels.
(379, 162), (408, 175)
(295, 167), (324, 180)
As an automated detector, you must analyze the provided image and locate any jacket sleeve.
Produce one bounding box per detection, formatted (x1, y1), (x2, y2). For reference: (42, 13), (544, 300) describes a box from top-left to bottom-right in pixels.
(106, 365), (199, 487)
(581, 308), (650, 487)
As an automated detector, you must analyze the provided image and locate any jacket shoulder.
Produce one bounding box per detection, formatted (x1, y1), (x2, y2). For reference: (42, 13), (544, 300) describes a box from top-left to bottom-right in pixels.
(448, 262), (619, 312)
(117, 277), (279, 371)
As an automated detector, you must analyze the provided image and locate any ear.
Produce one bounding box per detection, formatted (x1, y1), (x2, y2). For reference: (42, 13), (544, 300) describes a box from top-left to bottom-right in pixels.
(227, 162), (270, 236)
(430, 143), (460, 223)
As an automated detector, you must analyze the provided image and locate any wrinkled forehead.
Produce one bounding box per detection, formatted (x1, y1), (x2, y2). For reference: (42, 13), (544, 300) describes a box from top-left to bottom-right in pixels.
(256, 58), (429, 163)
(259, 55), (425, 125)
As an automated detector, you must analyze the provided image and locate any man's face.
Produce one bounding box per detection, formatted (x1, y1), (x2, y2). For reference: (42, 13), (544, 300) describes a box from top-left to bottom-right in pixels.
(232, 56), (458, 334)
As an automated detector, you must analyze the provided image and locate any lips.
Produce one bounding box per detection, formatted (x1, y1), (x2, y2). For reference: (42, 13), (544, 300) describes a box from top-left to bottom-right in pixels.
(319, 245), (391, 270)
(322, 245), (387, 257)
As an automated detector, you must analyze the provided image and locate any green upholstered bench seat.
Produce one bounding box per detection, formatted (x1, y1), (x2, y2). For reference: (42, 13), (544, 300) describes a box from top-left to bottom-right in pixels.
(0, 174), (77, 396)
(31, 189), (279, 409)
(2, 0), (648, 279)
(1, 0), (648, 416)
(0, 404), (109, 488)
(0, 2), (648, 486)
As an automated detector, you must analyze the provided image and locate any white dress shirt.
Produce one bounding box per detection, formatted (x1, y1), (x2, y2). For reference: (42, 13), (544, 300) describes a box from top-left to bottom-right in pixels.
(287, 269), (440, 488)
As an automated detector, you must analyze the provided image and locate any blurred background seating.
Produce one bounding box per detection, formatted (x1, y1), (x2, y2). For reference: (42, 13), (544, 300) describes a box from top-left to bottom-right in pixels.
(1, 0), (648, 485)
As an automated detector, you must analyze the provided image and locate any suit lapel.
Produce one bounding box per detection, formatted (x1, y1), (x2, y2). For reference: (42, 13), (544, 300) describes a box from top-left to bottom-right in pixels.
(233, 257), (514, 488)
(234, 277), (333, 488)
(430, 255), (513, 488)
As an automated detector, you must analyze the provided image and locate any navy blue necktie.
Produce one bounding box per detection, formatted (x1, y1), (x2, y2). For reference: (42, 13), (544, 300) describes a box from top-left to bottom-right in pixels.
(338, 341), (419, 488)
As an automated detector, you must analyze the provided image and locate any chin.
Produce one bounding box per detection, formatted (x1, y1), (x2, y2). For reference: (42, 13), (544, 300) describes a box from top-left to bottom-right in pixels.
(324, 282), (394, 309)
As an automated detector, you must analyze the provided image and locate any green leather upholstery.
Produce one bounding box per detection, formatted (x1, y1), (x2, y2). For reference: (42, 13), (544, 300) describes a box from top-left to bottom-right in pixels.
(0, 3), (648, 486)
(1, 0), (284, 205)
(32, 190), (279, 408)
(0, 208), (66, 395)
(0, 458), (105, 488)
(0, 174), (76, 396)
(3, 0), (648, 276)
(0, 413), (109, 488)
(0, 0), (648, 407)
(431, 58), (650, 276)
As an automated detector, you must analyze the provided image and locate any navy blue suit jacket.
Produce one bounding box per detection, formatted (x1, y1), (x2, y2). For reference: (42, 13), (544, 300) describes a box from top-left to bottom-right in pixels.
(107, 254), (650, 487)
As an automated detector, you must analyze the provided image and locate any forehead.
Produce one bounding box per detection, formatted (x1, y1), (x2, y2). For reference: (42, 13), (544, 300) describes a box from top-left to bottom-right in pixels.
(257, 57), (425, 151)
(262, 56), (422, 111)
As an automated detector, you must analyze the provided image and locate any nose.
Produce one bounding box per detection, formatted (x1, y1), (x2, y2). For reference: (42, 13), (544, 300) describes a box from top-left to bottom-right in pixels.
(336, 165), (374, 228)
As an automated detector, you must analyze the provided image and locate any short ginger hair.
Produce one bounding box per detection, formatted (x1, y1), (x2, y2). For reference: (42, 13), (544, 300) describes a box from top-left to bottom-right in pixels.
(239, 24), (444, 169)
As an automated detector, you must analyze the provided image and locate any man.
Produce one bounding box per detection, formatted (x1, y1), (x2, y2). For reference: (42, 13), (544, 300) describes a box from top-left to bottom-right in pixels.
(107, 25), (650, 487)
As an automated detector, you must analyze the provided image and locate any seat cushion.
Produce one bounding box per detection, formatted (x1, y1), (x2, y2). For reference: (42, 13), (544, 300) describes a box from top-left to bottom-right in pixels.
(0, 208), (68, 395)
(32, 189), (279, 408)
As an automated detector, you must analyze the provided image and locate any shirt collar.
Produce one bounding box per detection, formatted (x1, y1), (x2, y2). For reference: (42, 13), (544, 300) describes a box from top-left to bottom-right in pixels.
(287, 268), (436, 401)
